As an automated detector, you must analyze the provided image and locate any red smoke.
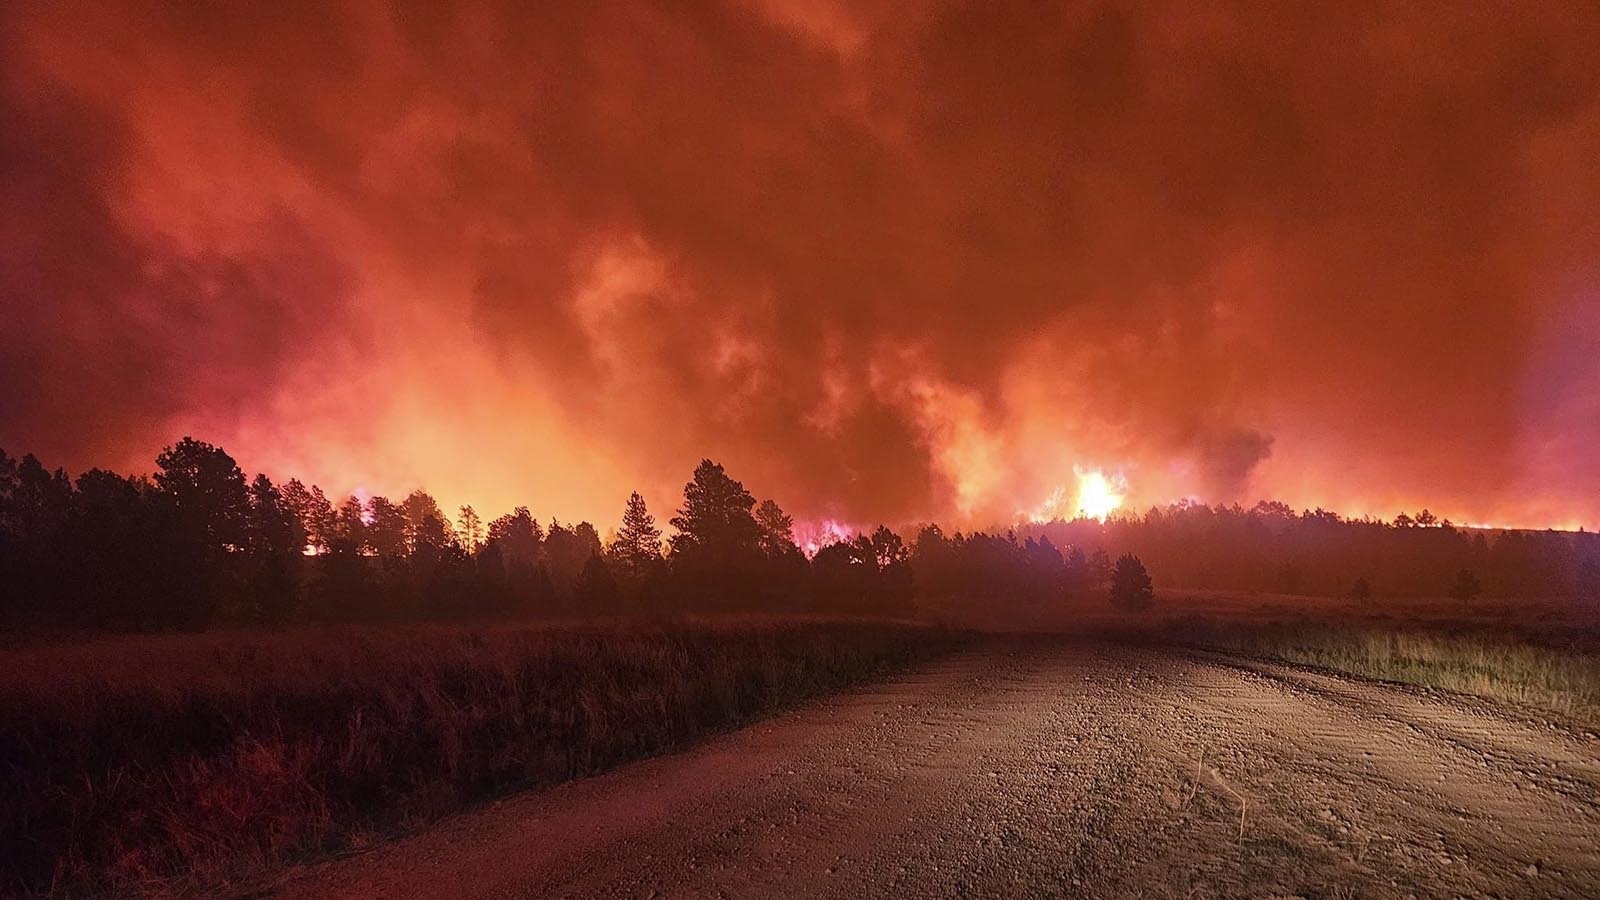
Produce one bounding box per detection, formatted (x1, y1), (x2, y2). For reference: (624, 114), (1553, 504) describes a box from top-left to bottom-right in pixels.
(2, 1), (1597, 530)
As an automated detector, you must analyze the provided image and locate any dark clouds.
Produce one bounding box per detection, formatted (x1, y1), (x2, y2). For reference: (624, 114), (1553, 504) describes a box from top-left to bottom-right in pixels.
(0, 53), (364, 469)
(2, 0), (1597, 528)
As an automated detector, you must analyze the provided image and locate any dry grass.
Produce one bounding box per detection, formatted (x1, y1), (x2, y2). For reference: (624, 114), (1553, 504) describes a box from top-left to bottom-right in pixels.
(1165, 616), (1600, 724)
(0, 616), (958, 898)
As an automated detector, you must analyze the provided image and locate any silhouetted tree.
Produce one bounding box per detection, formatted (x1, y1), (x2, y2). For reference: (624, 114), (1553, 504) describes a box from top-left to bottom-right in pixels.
(869, 525), (916, 611)
(810, 536), (877, 612)
(1110, 554), (1154, 611)
(402, 490), (452, 553)
(245, 474), (300, 625)
(281, 479), (335, 553)
(365, 496), (408, 559)
(1350, 576), (1373, 602)
(669, 460), (761, 562)
(1090, 548), (1112, 585)
(1, 452), (72, 621)
(1579, 557), (1600, 603)
(754, 499), (798, 560)
(457, 505), (484, 555)
(908, 525), (959, 614)
(337, 495), (368, 551)
(1448, 568), (1482, 605)
(752, 498), (810, 607)
(575, 553), (620, 613)
(668, 459), (763, 608)
(545, 520), (603, 604)
(154, 437), (249, 550)
(486, 506), (541, 567)
(1019, 536), (1065, 605)
(608, 492), (664, 594)
(316, 537), (379, 621)
(1062, 545), (1093, 595)
(65, 469), (178, 628)
(155, 437), (250, 625)
(480, 506), (545, 610)
(0, 448), (14, 507)
(421, 543), (476, 619)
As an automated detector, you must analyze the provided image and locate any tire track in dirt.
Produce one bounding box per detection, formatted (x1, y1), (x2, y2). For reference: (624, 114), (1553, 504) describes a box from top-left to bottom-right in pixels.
(1155, 648), (1600, 897)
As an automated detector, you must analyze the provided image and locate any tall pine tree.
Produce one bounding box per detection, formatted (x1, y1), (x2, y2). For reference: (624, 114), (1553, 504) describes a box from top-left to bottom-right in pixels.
(669, 460), (761, 565)
(611, 492), (663, 571)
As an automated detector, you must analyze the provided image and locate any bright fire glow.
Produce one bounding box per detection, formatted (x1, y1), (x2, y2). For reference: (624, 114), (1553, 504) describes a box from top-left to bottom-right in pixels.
(793, 518), (857, 558)
(1075, 469), (1125, 522)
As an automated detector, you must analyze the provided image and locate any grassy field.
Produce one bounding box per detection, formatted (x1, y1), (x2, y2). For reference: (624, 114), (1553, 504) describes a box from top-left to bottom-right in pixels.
(1158, 611), (1600, 726)
(0, 617), (958, 898)
(1020, 588), (1600, 726)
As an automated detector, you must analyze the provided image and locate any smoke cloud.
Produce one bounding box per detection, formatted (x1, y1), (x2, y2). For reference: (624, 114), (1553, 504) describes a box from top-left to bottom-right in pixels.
(2, 1), (1597, 529)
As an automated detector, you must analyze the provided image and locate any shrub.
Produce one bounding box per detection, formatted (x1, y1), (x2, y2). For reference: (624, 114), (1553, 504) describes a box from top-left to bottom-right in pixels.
(1110, 554), (1154, 611)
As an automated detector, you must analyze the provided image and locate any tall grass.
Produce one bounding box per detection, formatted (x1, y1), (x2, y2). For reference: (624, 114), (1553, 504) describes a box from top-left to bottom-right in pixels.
(1168, 617), (1600, 723)
(0, 617), (957, 898)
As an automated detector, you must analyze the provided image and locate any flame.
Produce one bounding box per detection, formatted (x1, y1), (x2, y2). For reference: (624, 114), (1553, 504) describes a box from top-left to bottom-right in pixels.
(793, 518), (857, 557)
(1020, 467), (1129, 523)
(1023, 484), (1072, 521)
(1074, 468), (1125, 522)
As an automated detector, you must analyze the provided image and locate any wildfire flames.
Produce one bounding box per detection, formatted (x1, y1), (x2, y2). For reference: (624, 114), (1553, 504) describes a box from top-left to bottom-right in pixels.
(1016, 468), (1128, 525)
(794, 519), (858, 558)
(2, 2), (1597, 534)
(1074, 469), (1126, 522)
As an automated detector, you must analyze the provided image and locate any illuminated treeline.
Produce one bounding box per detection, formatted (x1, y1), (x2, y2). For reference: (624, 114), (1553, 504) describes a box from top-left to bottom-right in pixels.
(1018, 501), (1600, 601)
(0, 440), (912, 629)
(2, 439), (1598, 631)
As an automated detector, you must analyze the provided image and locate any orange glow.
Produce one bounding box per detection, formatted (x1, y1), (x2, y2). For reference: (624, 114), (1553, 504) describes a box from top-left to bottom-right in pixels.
(794, 519), (857, 558)
(2, 3), (1597, 533)
(1074, 470), (1126, 523)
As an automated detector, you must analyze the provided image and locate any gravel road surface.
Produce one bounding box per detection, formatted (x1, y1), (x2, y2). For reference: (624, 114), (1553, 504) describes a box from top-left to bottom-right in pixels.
(259, 638), (1600, 899)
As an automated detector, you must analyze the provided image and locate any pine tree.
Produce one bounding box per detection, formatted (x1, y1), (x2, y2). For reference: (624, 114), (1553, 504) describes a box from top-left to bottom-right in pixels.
(281, 479), (336, 553)
(457, 505), (483, 554)
(1109, 553), (1154, 611)
(611, 492), (663, 572)
(575, 553), (620, 611)
(486, 506), (541, 567)
(754, 498), (798, 560)
(365, 496), (408, 559)
(401, 489), (452, 552)
(669, 460), (761, 563)
(337, 495), (368, 551)
(246, 474), (299, 624)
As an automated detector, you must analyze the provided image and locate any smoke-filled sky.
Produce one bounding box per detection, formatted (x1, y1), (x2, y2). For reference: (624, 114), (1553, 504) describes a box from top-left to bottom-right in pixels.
(3, 1), (1598, 531)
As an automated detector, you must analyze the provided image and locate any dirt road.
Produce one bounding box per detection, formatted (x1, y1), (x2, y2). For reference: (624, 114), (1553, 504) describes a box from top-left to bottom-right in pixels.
(260, 638), (1600, 899)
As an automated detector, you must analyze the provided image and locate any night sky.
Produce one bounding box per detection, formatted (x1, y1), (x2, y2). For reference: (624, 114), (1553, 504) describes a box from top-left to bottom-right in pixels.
(3, 1), (1597, 530)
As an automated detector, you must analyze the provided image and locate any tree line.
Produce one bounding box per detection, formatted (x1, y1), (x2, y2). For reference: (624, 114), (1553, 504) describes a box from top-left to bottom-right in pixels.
(1017, 500), (1600, 603)
(1, 439), (1597, 631)
(0, 441), (919, 629)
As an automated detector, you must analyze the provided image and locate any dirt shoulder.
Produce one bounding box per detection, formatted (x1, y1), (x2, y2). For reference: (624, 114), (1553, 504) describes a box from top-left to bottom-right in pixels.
(255, 638), (1600, 899)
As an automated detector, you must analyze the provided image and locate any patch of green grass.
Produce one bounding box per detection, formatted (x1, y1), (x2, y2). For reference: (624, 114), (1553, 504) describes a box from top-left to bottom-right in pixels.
(0, 616), (958, 897)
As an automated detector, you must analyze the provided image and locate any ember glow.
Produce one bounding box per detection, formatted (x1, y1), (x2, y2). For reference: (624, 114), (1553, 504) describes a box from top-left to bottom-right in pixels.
(3, 2), (1598, 529)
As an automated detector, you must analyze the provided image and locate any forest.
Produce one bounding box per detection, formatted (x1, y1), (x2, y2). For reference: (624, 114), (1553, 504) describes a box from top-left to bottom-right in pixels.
(2, 437), (1598, 632)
